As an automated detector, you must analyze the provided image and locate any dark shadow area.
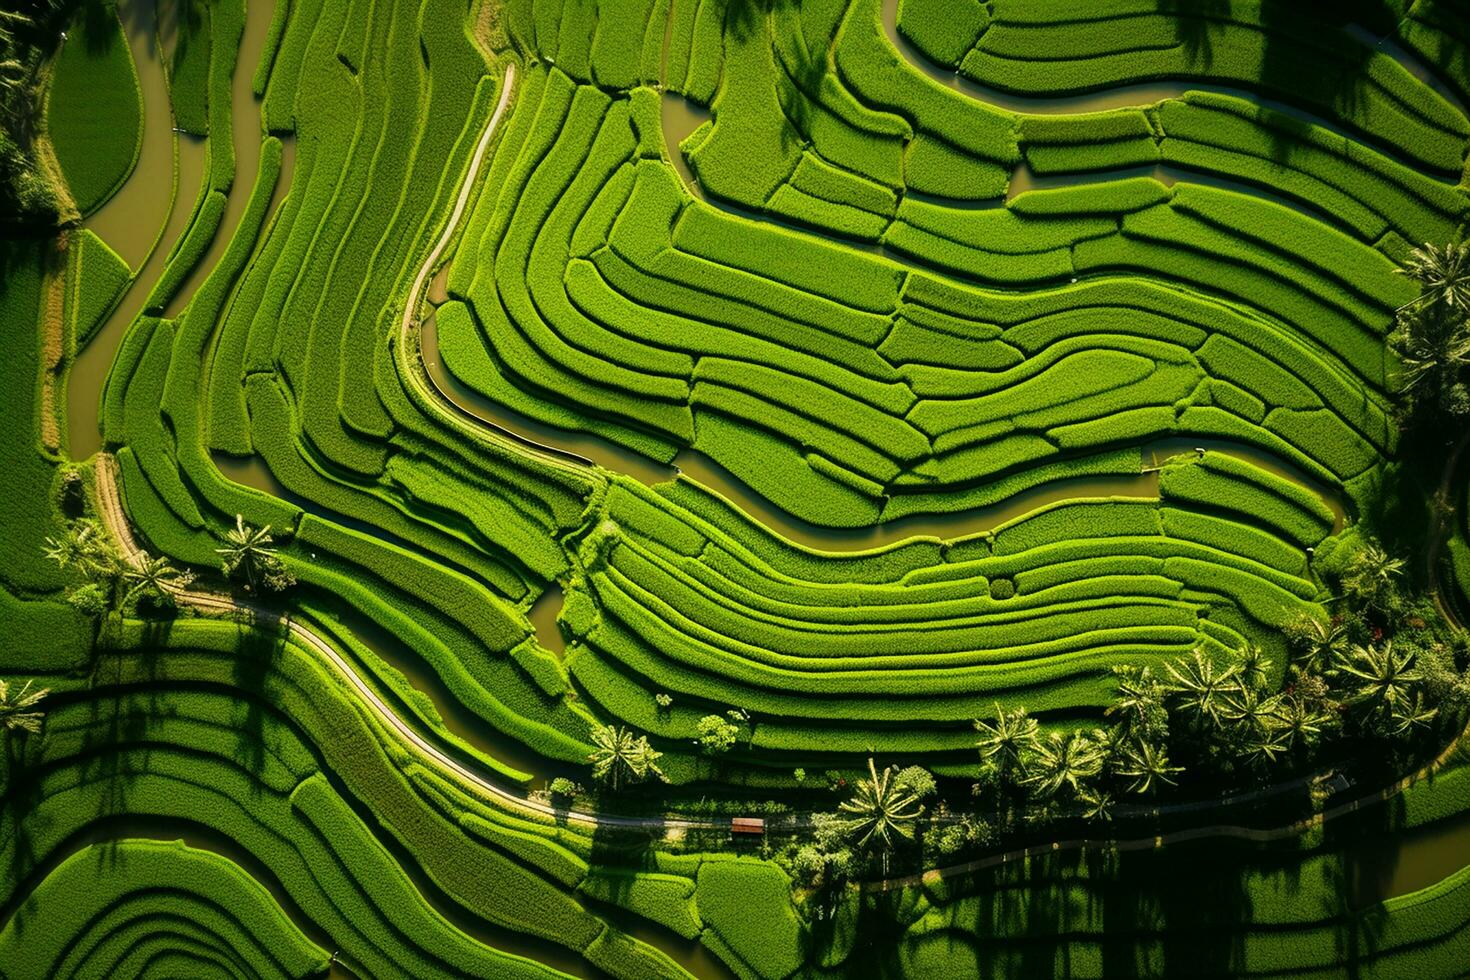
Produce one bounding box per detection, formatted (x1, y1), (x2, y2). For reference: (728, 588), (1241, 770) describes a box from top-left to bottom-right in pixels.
(1161, 0), (1229, 71)
(1401, 0), (1470, 107)
(583, 819), (740, 980)
(716, 0), (799, 46)
(1254, 0), (1419, 166)
(1321, 796), (1403, 974)
(159, 0), (207, 83)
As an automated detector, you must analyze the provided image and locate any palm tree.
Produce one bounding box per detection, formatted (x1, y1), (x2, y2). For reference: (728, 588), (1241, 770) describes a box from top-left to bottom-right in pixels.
(1106, 664), (1168, 741)
(1022, 731), (1104, 803)
(1330, 641), (1421, 724)
(1388, 690), (1438, 738)
(44, 519), (126, 586)
(46, 521), (196, 618)
(1394, 312), (1470, 402)
(0, 678), (47, 734)
(1219, 682), (1283, 739)
(1290, 615), (1348, 676)
(973, 703), (1039, 787)
(1342, 543), (1405, 612)
(1237, 727), (1291, 770)
(1164, 648), (1241, 728)
(217, 515), (295, 593)
(122, 554), (193, 611)
(1077, 787), (1115, 823)
(588, 724), (664, 791)
(1236, 644), (1273, 693)
(838, 758), (923, 854)
(1113, 739), (1182, 795)
(44, 520), (127, 617)
(1398, 242), (1470, 314)
(1268, 694), (1329, 753)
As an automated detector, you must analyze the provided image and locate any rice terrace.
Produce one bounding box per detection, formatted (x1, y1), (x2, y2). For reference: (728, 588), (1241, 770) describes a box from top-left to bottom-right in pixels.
(5, 0), (1470, 975)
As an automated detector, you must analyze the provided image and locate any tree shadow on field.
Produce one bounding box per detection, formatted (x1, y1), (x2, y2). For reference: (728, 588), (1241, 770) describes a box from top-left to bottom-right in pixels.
(1152, 0), (1410, 166)
(1161, 0), (1229, 72)
(1407, 0), (1470, 107)
(715, 0), (800, 45)
(230, 613), (287, 779)
(772, 5), (827, 155)
(1321, 794), (1404, 975)
(853, 842), (1265, 978)
(78, 0), (121, 56)
(846, 851), (1107, 978)
(157, 0), (208, 75)
(583, 818), (742, 980)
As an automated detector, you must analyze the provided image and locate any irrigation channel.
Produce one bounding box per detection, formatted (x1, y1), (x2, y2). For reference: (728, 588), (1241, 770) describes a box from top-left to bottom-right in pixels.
(51, 0), (1470, 970)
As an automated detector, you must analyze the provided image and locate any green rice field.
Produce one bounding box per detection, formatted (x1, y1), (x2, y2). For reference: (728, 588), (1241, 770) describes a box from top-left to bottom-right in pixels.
(2, 0), (1470, 976)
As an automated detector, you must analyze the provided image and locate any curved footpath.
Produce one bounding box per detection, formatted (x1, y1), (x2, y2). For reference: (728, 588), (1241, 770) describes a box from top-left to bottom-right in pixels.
(94, 52), (1470, 895)
(395, 62), (598, 485)
(94, 452), (717, 833)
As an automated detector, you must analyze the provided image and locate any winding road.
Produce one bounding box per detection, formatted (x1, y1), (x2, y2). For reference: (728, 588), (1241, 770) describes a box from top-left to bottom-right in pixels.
(97, 438), (1470, 897)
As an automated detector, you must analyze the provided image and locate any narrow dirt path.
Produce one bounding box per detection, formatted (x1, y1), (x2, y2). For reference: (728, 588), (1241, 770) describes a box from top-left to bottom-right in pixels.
(394, 61), (598, 485)
(93, 452), (720, 833)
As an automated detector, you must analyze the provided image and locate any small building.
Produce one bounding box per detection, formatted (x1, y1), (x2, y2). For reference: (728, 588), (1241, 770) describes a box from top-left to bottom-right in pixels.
(731, 817), (765, 837)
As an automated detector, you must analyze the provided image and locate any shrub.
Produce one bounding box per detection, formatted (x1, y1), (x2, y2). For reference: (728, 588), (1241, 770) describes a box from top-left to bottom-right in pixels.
(695, 713), (741, 754)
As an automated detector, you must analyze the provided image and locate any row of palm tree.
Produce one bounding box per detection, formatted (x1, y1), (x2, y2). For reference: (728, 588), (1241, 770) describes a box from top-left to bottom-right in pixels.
(1391, 242), (1470, 426)
(964, 632), (1438, 829)
(574, 525), (1454, 883)
(43, 512), (295, 623)
(44, 518), (192, 617)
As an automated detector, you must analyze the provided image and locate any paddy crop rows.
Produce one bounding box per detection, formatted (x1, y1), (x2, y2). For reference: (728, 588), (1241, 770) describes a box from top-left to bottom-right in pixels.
(3, 0), (1469, 976)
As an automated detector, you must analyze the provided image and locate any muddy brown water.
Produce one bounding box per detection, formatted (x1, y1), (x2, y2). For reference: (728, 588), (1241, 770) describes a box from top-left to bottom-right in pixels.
(1345, 806), (1470, 911)
(529, 583), (567, 657)
(81, 2), (171, 263)
(660, 91), (710, 202)
(67, 0), (278, 461)
(67, 0), (207, 462)
(162, 0), (277, 319)
(53, 3), (1427, 965)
